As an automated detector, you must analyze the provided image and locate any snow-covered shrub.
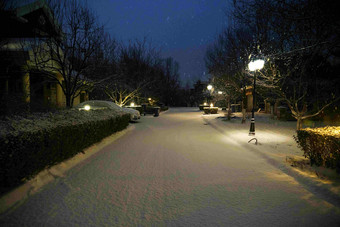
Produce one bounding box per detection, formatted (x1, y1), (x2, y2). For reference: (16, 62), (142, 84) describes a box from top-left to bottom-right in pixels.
(210, 107), (218, 114)
(294, 126), (340, 172)
(199, 104), (209, 111)
(0, 109), (130, 193)
(203, 107), (218, 114)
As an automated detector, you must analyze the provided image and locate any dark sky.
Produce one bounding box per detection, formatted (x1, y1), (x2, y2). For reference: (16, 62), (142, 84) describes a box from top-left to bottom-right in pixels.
(88, 0), (230, 86)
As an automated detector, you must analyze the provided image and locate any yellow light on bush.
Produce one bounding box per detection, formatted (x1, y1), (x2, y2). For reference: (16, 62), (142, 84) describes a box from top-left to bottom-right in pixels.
(148, 98), (152, 101)
(84, 105), (91, 111)
(210, 103), (214, 107)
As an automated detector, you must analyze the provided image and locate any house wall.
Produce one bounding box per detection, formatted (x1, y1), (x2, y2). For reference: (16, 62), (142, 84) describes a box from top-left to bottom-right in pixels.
(16, 70), (88, 108)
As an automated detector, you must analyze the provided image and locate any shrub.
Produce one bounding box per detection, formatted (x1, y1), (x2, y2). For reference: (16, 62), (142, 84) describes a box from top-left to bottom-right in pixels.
(210, 107), (218, 114)
(203, 107), (218, 114)
(141, 105), (162, 114)
(199, 104), (209, 111)
(294, 126), (340, 172)
(0, 109), (130, 193)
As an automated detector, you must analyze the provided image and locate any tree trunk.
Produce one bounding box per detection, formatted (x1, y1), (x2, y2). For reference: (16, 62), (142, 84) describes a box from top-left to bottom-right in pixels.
(227, 100), (231, 120)
(241, 108), (246, 124)
(241, 99), (246, 123)
(296, 117), (303, 130)
(66, 94), (71, 108)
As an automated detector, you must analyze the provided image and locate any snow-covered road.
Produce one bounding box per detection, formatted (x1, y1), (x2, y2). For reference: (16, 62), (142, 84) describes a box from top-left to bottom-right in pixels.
(1, 107), (340, 226)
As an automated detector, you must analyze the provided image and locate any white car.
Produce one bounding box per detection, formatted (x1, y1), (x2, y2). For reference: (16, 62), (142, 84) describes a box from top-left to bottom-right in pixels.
(75, 100), (140, 121)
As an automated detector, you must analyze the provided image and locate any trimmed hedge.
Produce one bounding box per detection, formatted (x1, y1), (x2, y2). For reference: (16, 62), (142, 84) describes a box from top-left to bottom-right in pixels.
(199, 105), (209, 111)
(203, 107), (218, 114)
(0, 109), (130, 193)
(143, 106), (164, 114)
(294, 126), (340, 172)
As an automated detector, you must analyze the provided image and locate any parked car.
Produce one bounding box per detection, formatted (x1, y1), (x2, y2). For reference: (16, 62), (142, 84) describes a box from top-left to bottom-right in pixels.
(75, 100), (140, 121)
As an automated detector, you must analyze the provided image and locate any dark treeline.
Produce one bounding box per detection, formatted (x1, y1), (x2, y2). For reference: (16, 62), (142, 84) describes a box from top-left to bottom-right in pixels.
(206, 0), (340, 129)
(90, 38), (185, 107)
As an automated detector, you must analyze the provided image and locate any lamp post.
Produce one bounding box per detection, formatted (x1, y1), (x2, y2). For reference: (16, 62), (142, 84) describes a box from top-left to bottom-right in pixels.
(207, 84), (213, 103)
(248, 59), (265, 136)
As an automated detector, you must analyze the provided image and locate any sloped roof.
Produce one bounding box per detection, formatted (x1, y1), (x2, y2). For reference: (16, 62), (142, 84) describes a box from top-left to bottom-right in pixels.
(1, 0), (61, 39)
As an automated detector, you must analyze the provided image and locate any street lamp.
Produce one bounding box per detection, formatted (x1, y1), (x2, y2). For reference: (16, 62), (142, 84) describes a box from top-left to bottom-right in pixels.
(248, 59), (265, 136)
(207, 84), (213, 103)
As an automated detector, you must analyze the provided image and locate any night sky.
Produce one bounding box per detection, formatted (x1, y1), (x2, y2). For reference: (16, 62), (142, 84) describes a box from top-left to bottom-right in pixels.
(87, 0), (230, 86)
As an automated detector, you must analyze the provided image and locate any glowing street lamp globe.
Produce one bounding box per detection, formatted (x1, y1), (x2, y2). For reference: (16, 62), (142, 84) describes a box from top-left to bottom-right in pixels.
(248, 59), (265, 71)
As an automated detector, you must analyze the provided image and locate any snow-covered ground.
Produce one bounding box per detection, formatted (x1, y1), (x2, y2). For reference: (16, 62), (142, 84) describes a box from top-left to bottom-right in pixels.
(1, 107), (340, 226)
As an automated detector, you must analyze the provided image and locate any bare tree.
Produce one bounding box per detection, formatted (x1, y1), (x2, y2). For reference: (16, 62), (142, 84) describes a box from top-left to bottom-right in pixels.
(209, 0), (340, 129)
(160, 57), (181, 106)
(102, 38), (164, 105)
(211, 75), (237, 120)
(28, 0), (106, 107)
(205, 27), (251, 122)
(104, 84), (140, 107)
(257, 60), (339, 130)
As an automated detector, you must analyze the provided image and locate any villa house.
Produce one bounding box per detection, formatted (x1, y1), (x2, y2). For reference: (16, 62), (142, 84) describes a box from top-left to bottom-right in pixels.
(0, 0), (88, 114)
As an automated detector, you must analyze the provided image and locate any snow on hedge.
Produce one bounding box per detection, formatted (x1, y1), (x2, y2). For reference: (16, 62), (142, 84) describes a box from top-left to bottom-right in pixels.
(0, 108), (126, 137)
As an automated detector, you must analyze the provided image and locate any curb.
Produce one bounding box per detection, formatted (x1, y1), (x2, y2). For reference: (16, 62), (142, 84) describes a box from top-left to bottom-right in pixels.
(159, 108), (169, 115)
(0, 125), (135, 214)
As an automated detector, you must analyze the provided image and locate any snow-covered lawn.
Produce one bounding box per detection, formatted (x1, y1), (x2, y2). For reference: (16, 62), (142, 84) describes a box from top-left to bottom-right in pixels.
(205, 111), (302, 158)
(205, 110), (340, 189)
